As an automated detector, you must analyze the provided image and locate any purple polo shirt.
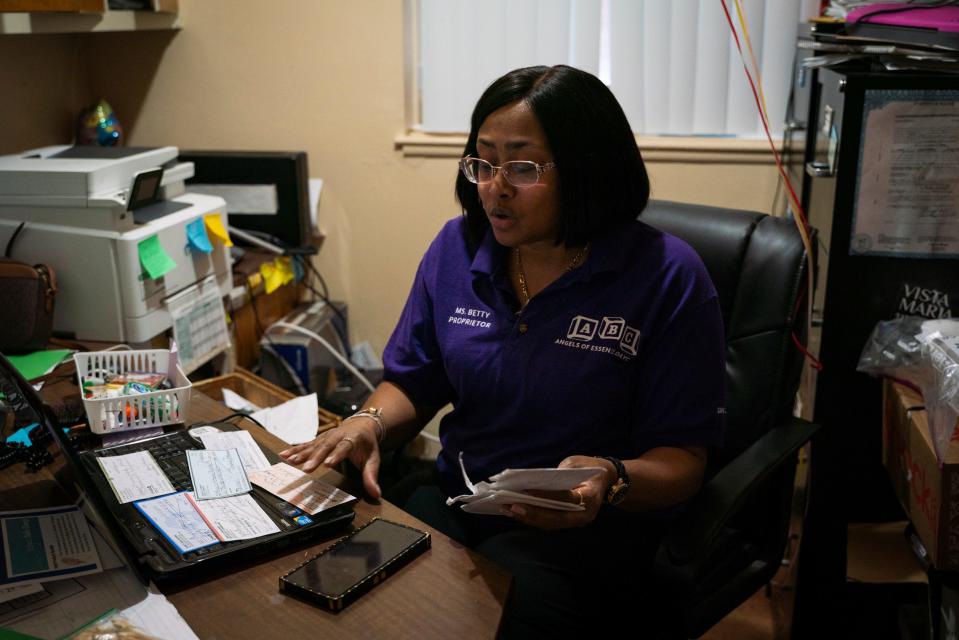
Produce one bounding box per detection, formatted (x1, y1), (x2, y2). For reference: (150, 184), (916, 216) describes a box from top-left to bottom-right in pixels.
(383, 216), (726, 498)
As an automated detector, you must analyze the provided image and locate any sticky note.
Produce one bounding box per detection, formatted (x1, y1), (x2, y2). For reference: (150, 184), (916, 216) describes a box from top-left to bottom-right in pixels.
(248, 272), (262, 290)
(275, 257), (295, 286)
(187, 218), (213, 254)
(260, 261), (283, 295)
(138, 234), (177, 279)
(204, 214), (233, 247)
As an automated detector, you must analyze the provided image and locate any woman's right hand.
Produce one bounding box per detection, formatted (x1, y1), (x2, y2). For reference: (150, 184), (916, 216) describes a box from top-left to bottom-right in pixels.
(279, 419), (382, 500)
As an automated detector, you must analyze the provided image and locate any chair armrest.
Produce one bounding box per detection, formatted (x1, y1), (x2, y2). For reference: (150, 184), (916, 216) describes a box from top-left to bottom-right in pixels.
(661, 416), (820, 566)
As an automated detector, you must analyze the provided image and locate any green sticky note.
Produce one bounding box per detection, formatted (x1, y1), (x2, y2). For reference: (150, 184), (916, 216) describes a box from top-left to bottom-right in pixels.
(7, 349), (72, 381)
(138, 234), (177, 280)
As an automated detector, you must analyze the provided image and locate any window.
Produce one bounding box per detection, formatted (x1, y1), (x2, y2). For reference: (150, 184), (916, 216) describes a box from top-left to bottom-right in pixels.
(415, 0), (820, 138)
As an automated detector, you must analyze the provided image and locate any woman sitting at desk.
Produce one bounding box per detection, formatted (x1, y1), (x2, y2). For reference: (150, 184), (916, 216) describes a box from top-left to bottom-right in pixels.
(280, 65), (725, 636)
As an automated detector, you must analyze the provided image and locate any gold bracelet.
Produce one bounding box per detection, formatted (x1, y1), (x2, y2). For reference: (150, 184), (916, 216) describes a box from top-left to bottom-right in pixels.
(345, 407), (385, 443)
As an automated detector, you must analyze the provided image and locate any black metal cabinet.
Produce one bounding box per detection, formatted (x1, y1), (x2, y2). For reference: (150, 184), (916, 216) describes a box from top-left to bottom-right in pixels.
(794, 66), (959, 636)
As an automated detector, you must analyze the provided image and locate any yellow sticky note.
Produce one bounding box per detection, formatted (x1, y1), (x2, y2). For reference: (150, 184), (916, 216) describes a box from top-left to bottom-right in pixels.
(275, 256), (295, 286)
(204, 214), (233, 247)
(248, 272), (263, 290)
(259, 261), (283, 295)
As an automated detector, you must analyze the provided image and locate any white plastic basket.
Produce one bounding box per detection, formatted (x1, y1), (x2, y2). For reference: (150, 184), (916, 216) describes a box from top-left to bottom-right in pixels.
(74, 348), (192, 434)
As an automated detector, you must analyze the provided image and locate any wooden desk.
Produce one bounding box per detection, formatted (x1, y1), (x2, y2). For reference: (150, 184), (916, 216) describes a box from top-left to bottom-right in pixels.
(163, 392), (511, 639)
(1, 390), (509, 639)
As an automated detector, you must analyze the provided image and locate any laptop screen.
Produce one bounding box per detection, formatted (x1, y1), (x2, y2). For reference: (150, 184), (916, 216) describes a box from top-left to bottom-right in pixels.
(0, 352), (89, 498)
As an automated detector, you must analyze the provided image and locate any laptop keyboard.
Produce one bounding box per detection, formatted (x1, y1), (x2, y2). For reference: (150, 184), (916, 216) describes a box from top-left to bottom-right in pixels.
(94, 430), (199, 492)
(84, 427), (354, 569)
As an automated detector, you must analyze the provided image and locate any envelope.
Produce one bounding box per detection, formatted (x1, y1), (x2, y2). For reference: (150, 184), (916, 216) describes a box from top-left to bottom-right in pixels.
(446, 452), (605, 515)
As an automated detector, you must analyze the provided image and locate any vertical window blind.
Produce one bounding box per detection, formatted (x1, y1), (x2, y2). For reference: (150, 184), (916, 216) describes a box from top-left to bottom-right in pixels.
(417, 0), (821, 138)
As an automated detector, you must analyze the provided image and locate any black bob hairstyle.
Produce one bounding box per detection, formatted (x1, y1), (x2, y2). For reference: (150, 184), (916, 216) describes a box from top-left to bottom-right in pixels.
(455, 65), (650, 248)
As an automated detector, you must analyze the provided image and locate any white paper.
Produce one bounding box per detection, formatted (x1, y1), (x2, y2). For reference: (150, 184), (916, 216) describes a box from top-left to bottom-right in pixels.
(220, 388), (262, 413)
(852, 92), (959, 257)
(0, 508), (147, 639)
(0, 582), (43, 604)
(199, 430), (271, 473)
(166, 276), (232, 375)
(248, 462), (355, 515)
(134, 492), (218, 553)
(446, 452), (605, 515)
(187, 425), (221, 438)
(0, 505), (102, 586)
(186, 493), (280, 541)
(96, 451), (175, 504)
(456, 490), (587, 515)
(90, 521), (125, 571)
(120, 591), (200, 640)
(486, 466), (606, 492)
(308, 177), (324, 234)
(917, 319), (959, 343)
(186, 449), (251, 500)
(188, 183), (278, 215)
(250, 393), (319, 445)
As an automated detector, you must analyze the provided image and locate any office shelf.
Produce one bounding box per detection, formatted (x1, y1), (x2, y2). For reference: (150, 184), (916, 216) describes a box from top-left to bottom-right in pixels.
(0, 8), (179, 34)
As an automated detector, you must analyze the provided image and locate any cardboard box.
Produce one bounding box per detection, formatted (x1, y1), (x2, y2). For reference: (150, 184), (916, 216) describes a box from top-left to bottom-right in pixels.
(883, 380), (959, 570)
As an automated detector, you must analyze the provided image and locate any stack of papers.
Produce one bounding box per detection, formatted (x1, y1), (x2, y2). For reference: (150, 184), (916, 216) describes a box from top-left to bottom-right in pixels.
(446, 452), (604, 515)
(94, 430), (354, 552)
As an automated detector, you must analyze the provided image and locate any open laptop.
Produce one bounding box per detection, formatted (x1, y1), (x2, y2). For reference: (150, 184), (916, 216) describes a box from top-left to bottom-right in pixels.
(0, 352), (355, 584)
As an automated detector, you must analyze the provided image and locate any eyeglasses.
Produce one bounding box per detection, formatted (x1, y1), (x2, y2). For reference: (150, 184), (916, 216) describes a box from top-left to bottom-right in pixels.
(459, 156), (557, 188)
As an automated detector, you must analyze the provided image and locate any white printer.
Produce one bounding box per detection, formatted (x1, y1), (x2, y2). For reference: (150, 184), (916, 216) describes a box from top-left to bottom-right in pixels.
(0, 145), (233, 344)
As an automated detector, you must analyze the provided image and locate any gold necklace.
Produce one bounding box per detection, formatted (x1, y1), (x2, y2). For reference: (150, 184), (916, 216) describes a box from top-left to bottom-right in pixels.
(515, 243), (590, 307)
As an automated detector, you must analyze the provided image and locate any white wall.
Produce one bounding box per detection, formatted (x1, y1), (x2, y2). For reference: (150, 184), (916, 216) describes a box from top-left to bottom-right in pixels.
(0, 0), (783, 357)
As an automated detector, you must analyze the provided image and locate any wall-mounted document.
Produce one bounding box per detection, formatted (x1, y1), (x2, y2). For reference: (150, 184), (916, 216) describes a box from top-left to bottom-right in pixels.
(852, 89), (959, 258)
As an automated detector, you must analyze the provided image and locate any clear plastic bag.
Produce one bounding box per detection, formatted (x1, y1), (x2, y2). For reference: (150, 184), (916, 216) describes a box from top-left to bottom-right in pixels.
(923, 333), (959, 465)
(858, 316), (959, 465)
(66, 609), (160, 640)
(856, 315), (930, 390)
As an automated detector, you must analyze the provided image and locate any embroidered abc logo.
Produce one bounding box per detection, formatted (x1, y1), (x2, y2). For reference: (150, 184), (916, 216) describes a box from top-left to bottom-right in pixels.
(598, 317), (625, 340)
(566, 315), (641, 356)
(620, 326), (641, 356)
(567, 316), (598, 341)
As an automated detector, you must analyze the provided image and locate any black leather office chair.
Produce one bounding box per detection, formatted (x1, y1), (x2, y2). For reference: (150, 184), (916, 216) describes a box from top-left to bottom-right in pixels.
(638, 200), (820, 638)
(383, 199), (819, 636)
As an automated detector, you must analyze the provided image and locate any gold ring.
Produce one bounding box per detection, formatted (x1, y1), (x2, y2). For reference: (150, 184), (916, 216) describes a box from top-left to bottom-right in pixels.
(573, 489), (585, 507)
(340, 436), (356, 448)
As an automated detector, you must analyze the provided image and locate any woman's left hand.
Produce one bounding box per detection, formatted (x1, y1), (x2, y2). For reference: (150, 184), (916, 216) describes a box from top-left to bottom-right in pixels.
(501, 455), (609, 530)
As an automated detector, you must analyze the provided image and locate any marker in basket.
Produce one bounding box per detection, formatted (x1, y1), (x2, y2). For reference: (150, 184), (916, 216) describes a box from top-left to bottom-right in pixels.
(168, 340), (179, 387)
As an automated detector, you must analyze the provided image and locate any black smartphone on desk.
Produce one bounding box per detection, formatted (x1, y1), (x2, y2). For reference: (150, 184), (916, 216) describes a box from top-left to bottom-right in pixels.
(279, 517), (430, 612)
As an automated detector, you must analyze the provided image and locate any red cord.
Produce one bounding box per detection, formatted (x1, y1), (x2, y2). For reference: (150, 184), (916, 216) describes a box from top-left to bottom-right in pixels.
(721, 0), (821, 372)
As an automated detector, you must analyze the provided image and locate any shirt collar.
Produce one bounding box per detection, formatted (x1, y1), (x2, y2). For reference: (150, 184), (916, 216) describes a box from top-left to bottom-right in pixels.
(470, 229), (509, 278)
(469, 220), (641, 281)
